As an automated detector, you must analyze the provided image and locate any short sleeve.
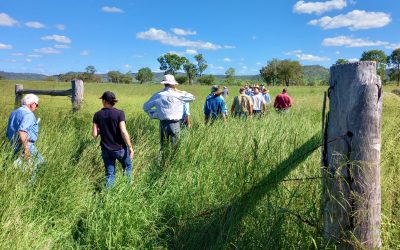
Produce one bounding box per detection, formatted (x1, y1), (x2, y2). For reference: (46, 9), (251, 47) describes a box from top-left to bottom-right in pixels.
(119, 110), (126, 122)
(18, 113), (35, 132)
(93, 112), (98, 124)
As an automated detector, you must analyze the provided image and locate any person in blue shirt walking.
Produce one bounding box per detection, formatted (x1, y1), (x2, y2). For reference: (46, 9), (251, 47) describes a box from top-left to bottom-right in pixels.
(204, 85), (227, 125)
(181, 102), (191, 129)
(6, 94), (44, 180)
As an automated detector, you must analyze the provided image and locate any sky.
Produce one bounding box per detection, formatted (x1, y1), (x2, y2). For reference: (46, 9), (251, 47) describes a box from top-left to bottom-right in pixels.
(0, 0), (399, 75)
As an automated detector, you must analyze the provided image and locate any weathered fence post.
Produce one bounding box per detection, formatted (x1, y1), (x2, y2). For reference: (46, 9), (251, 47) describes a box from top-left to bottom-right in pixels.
(323, 61), (382, 248)
(15, 84), (23, 108)
(71, 79), (84, 111)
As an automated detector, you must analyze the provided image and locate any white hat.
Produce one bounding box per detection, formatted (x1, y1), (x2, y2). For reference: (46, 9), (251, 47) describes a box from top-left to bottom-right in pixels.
(160, 74), (179, 85)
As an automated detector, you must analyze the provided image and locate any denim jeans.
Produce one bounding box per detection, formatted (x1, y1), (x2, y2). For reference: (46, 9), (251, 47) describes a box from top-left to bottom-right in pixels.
(101, 147), (132, 188)
(160, 120), (180, 147)
(13, 142), (44, 183)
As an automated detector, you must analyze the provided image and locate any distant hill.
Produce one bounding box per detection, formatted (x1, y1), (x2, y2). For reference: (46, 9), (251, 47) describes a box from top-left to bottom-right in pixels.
(0, 65), (330, 83)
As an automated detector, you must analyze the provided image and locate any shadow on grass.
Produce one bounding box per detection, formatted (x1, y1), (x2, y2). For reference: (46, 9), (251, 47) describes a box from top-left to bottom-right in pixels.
(167, 133), (322, 249)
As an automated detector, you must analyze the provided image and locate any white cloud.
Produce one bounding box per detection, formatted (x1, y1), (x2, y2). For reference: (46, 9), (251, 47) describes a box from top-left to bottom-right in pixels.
(309, 10), (391, 30)
(80, 50), (89, 56)
(137, 28), (228, 50)
(171, 28), (196, 36)
(256, 62), (262, 65)
(223, 57), (231, 62)
(25, 58), (32, 62)
(55, 24), (65, 30)
(216, 66), (224, 70)
(25, 21), (45, 29)
(0, 13), (18, 27)
(12, 52), (24, 56)
(224, 45), (235, 49)
(0, 43), (13, 50)
(123, 64), (132, 68)
(285, 50), (330, 61)
(335, 51), (340, 55)
(102, 6), (124, 13)
(41, 35), (71, 44)
(322, 36), (400, 49)
(293, 0), (346, 14)
(54, 44), (70, 49)
(133, 54), (145, 58)
(1, 59), (17, 63)
(28, 54), (42, 58)
(241, 66), (248, 70)
(34, 47), (61, 54)
(185, 49), (198, 55)
(348, 58), (359, 62)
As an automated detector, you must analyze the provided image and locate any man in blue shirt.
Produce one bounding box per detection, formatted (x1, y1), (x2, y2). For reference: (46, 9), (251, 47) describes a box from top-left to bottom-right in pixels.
(6, 94), (44, 178)
(143, 74), (195, 147)
(204, 85), (227, 125)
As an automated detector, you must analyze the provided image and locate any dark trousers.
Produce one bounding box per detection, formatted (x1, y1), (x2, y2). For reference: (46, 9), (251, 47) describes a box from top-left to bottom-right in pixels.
(160, 120), (180, 147)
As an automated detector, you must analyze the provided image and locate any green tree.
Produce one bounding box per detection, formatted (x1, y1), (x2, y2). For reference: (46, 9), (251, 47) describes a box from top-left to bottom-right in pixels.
(183, 62), (197, 85)
(86, 65), (96, 75)
(360, 50), (387, 82)
(175, 75), (187, 84)
(136, 67), (153, 84)
(194, 54), (208, 76)
(260, 59), (280, 86)
(225, 67), (235, 78)
(157, 53), (188, 75)
(108, 71), (122, 83)
(388, 48), (400, 86)
(197, 74), (215, 85)
(277, 59), (303, 86)
(336, 58), (349, 64)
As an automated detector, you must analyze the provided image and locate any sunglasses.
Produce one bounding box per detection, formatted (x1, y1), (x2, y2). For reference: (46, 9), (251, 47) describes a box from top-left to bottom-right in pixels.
(33, 102), (39, 107)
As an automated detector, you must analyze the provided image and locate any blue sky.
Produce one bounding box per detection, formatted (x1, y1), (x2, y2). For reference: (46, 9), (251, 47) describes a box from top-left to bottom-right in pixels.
(0, 0), (399, 75)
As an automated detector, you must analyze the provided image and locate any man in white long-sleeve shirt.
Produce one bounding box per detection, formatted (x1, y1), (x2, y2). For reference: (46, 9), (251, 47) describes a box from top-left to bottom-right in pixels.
(143, 74), (195, 147)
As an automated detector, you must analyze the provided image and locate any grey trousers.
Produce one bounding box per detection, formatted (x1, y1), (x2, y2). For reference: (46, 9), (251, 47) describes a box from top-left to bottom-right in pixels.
(159, 120), (180, 147)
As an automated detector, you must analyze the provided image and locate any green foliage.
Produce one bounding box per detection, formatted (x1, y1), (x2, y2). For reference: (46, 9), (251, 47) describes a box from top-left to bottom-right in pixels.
(85, 65), (96, 75)
(44, 76), (57, 81)
(336, 58), (349, 64)
(225, 67), (235, 78)
(360, 50), (387, 82)
(260, 59), (280, 86)
(194, 54), (208, 76)
(183, 62), (197, 85)
(175, 75), (187, 84)
(157, 53), (188, 75)
(107, 71), (133, 84)
(260, 59), (303, 86)
(197, 74), (215, 85)
(136, 67), (153, 84)
(388, 48), (400, 85)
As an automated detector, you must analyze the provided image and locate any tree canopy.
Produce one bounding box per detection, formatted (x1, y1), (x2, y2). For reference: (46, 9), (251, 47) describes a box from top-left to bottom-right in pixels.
(260, 59), (302, 86)
(194, 54), (208, 76)
(136, 67), (153, 84)
(183, 62), (197, 85)
(388, 48), (400, 85)
(157, 53), (188, 75)
(360, 50), (387, 81)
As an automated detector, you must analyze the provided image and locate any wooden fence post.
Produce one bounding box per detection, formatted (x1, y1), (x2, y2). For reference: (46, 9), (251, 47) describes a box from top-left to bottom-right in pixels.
(71, 79), (84, 111)
(15, 84), (23, 108)
(323, 61), (382, 248)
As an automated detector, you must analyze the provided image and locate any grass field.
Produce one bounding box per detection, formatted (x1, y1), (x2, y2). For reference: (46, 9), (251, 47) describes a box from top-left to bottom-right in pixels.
(0, 80), (399, 249)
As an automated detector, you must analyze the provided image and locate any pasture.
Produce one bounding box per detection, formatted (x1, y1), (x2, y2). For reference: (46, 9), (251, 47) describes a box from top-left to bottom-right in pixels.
(0, 80), (399, 249)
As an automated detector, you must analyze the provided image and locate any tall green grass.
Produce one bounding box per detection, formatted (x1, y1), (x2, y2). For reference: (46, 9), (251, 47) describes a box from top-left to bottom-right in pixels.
(0, 80), (399, 249)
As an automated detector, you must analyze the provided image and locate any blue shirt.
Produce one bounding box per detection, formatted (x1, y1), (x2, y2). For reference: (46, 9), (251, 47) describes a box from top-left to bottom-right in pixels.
(182, 102), (190, 120)
(263, 93), (271, 104)
(6, 106), (39, 146)
(204, 94), (227, 118)
(143, 87), (195, 121)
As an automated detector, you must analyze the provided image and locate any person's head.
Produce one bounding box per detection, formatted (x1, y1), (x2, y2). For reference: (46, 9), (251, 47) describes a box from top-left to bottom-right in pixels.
(100, 91), (118, 106)
(282, 87), (288, 93)
(211, 85), (219, 93)
(239, 87), (245, 94)
(160, 74), (178, 88)
(262, 88), (269, 94)
(223, 86), (227, 89)
(22, 94), (40, 112)
(244, 85), (249, 89)
(253, 85), (260, 94)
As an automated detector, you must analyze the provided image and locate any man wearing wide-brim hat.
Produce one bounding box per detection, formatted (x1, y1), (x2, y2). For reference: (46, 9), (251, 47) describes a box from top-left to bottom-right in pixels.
(143, 74), (195, 147)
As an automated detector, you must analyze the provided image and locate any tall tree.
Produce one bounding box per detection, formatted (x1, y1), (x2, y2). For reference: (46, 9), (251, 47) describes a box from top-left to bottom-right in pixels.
(388, 48), (400, 86)
(277, 59), (303, 86)
(157, 53), (187, 75)
(260, 59), (280, 86)
(85, 65), (96, 75)
(183, 62), (197, 85)
(225, 67), (235, 78)
(194, 54), (208, 76)
(360, 50), (387, 82)
(136, 67), (153, 84)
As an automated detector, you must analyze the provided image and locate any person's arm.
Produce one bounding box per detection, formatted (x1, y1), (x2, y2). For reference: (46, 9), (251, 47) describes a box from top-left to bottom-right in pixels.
(119, 121), (133, 159)
(247, 97), (253, 116)
(175, 90), (195, 103)
(17, 130), (30, 158)
(143, 94), (157, 115)
(221, 113), (227, 123)
(185, 115), (191, 128)
(262, 103), (266, 113)
(92, 123), (99, 139)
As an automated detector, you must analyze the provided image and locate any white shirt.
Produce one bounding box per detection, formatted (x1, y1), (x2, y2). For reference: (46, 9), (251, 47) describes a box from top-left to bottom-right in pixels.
(252, 93), (266, 111)
(143, 87), (195, 121)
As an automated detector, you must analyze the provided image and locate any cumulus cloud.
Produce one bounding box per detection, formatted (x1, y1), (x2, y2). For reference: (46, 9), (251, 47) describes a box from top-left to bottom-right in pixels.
(223, 58), (231, 62)
(171, 28), (196, 36)
(322, 36), (400, 49)
(55, 24), (65, 30)
(137, 28), (232, 50)
(0, 13), (18, 27)
(102, 6), (124, 13)
(0, 43), (13, 49)
(34, 47), (61, 54)
(293, 0), (347, 14)
(25, 21), (45, 29)
(80, 50), (89, 56)
(41, 35), (71, 44)
(285, 50), (330, 61)
(54, 44), (70, 49)
(309, 10), (391, 30)
(185, 49), (198, 55)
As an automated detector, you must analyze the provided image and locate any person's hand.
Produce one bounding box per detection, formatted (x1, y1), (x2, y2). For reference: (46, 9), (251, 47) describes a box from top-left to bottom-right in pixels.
(128, 146), (134, 160)
(23, 148), (31, 159)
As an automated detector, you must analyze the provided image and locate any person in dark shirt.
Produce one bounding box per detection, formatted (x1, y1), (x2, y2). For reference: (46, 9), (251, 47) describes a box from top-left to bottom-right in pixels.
(92, 91), (134, 188)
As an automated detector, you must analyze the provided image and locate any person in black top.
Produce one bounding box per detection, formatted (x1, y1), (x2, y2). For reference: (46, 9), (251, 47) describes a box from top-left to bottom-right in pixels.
(92, 91), (134, 188)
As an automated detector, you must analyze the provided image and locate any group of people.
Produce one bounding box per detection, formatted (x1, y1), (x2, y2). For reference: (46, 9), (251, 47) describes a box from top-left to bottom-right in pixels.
(5, 74), (292, 187)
